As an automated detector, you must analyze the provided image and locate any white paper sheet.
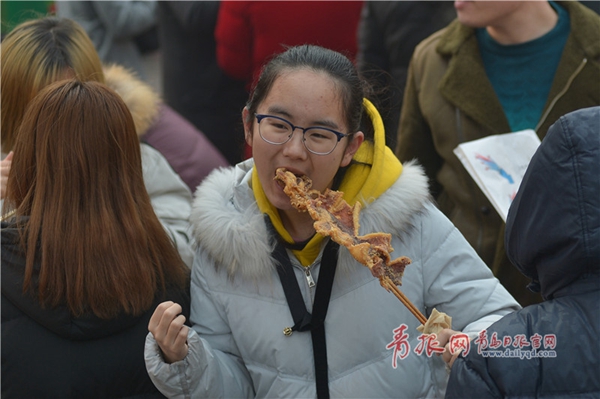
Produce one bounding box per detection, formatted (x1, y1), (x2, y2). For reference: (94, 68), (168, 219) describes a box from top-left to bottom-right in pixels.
(453, 129), (541, 222)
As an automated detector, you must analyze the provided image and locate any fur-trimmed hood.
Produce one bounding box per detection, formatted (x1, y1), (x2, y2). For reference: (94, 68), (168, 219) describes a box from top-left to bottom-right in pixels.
(190, 159), (430, 280)
(103, 64), (160, 138)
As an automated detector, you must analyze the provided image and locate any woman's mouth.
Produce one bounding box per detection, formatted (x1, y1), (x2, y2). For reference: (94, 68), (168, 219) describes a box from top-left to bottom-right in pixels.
(275, 167), (306, 180)
(274, 167), (312, 191)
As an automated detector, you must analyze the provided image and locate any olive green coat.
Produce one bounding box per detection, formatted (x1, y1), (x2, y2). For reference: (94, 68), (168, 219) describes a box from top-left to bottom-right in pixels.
(395, 1), (600, 306)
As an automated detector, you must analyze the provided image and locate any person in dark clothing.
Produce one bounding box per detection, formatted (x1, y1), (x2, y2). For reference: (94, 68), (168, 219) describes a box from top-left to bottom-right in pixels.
(156, 1), (248, 165)
(1, 79), (191, 398)
(357, 1), (456, 150)
(445, 106), (600, 398)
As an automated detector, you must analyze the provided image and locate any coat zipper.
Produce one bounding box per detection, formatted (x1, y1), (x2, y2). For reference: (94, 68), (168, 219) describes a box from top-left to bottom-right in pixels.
(295, 263), (316, 306)
(304, 266), (316, 288)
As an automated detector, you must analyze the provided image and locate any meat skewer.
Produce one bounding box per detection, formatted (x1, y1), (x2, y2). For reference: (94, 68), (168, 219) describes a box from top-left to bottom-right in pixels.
(275, 168), (427, 325)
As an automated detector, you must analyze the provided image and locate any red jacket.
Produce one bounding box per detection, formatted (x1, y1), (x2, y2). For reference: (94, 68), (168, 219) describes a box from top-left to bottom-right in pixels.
(216, 1), (363, 88)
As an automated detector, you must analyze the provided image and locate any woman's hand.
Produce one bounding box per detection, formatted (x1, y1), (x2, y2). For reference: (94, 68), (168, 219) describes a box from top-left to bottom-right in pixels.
(1, 152), (14, 200)
(435, 328), (465, 370)
(148, 301), (190, 363)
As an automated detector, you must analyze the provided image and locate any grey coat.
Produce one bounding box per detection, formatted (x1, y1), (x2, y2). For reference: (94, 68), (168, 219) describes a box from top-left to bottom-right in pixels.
(145, 159), (519, 398)
(141, 143), (194, 267)
(55, 1), (156, 79)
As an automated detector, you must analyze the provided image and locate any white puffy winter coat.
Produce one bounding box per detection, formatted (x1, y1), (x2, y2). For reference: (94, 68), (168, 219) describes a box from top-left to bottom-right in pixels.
(145, 159), (519, 398)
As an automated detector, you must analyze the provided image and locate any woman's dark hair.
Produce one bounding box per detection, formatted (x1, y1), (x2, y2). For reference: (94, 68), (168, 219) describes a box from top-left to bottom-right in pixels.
(245, 45), (373, 140)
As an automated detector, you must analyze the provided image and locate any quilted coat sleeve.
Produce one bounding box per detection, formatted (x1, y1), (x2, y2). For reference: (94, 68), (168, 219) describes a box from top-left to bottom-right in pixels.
(215, 1), (253, 81)
(418, 203), (520, 335)
(145, 249), (254, 398)
(140, 143), (194, 267)
(445, 355), (503, 399)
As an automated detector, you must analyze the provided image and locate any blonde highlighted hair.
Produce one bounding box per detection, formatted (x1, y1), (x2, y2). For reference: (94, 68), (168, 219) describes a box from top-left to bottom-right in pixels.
(1, 16), (104, 152)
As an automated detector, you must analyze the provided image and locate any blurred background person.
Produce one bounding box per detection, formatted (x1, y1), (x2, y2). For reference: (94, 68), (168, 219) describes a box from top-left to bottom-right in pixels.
(55, 0), (160, 88)
(1, 79), (191, 398)
(214, 0), (364, 159)
(395, 1), (600, 306)
(156, 0), (247, 166)
(1, 16), (195, 266)
(446, 106), (600, 398)
(103, 63), (228, 193)
(580, 1), (600, 14)
(357, 1), (456, 150)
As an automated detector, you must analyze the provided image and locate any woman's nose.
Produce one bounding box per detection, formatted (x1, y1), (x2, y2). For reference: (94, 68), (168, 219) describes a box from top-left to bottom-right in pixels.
(282, 129), (308, 158)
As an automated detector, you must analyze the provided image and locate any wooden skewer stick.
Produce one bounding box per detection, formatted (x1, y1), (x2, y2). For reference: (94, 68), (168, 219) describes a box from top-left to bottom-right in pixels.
(382, 277), (427, 325)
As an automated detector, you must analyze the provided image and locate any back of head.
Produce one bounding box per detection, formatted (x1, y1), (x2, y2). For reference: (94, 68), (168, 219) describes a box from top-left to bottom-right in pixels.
(1, 16), (104, 152)
(506, 106), (600, 300)
(4, 79), (188, 319)
(8, 79), (143, 214)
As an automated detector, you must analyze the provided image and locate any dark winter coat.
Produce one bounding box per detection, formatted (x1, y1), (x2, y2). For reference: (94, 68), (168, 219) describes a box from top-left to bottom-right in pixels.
(357, 1), (456, 149)
(445, 106), (600, 398)
(1, 221), (191, 398)
(156, 1), (248, 165)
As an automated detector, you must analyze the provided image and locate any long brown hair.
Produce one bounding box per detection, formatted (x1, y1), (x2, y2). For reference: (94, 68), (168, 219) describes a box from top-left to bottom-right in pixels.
(4, 80), (188, 319)
(1, 16), (104, 152)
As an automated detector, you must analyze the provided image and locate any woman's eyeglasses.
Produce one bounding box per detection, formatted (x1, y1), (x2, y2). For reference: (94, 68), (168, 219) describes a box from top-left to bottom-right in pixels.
(255, 114), (350, 155)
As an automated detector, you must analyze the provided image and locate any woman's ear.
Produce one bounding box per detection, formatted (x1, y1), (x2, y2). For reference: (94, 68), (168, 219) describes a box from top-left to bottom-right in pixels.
(242, 107), (253, 147)
(340, 131), (364, 167)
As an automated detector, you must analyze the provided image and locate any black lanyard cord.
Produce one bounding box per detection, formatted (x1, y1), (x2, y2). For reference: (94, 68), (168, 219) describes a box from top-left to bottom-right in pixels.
(267, 217), (339, 399)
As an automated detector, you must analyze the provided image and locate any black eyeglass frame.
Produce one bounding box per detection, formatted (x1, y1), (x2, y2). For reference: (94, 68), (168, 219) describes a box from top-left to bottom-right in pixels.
(255, 113), (351, 155)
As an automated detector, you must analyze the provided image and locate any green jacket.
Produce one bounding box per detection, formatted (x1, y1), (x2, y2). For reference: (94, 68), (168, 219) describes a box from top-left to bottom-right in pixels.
(395, 1), (600, 306)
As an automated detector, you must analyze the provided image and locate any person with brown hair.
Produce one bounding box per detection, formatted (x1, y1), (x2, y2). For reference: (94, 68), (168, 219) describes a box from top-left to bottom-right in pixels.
(1, 79), (190, 398)
(0, 16), (195, 265)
